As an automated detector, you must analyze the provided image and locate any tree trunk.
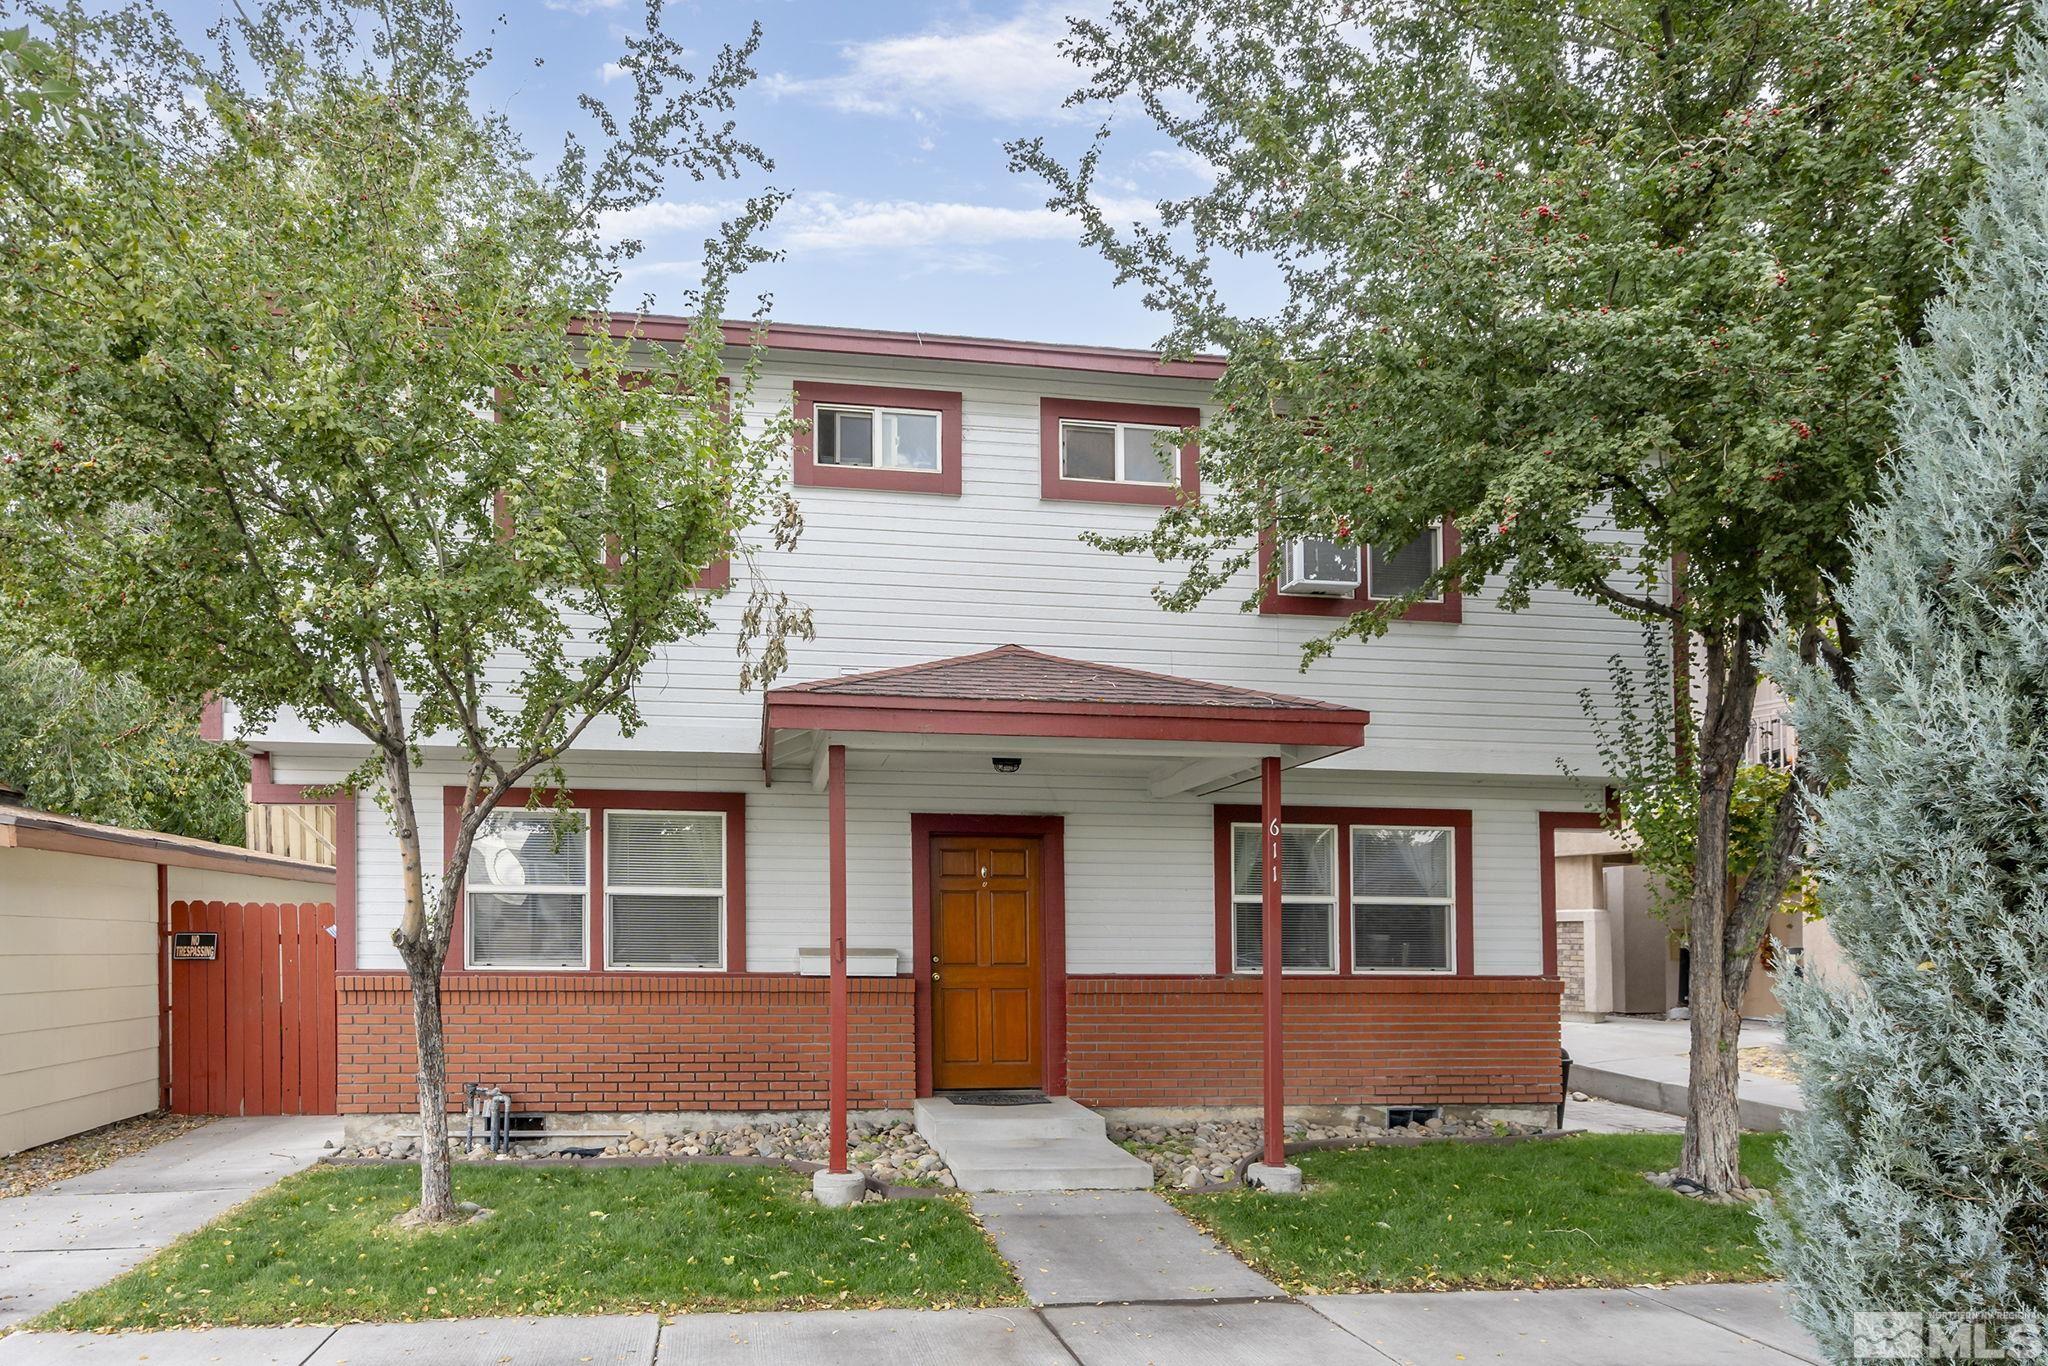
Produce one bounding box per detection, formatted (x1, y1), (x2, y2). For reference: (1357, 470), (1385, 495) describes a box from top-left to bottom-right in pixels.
(380, 741), (459, 1223)
(407, 963), (456, 1221)
(1676, 625), (1760, 1193)
(1682, 909), (1747, 1190)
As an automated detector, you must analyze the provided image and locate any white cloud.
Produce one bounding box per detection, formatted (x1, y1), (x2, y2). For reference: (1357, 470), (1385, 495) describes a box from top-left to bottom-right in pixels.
(599, 200), (743, 237)
(769, 2), (1099, 123)
(598, 61), (629, 84)
(1143, 146), (1220, 187)
(603, 191), (1157, 274)
(544, 0), (624, 13)
(776, 192), (1155, 252)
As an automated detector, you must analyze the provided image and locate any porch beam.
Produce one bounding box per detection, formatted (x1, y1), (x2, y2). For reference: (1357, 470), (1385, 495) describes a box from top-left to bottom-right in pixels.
(810, 738), (833, 794)
(1149, 756), (1257, 799)
(1260, 754), (1286, 1169)
(827, 743), (849, 1175)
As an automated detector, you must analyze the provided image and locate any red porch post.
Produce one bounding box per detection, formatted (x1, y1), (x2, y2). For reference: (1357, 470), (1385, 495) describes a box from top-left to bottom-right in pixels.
(1260, 754), (1285, 1167)
(826, 743), (850, 1175)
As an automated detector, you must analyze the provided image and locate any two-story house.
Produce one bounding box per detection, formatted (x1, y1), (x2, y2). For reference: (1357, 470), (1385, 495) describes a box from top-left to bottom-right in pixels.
(236, 319), (1640, 1180)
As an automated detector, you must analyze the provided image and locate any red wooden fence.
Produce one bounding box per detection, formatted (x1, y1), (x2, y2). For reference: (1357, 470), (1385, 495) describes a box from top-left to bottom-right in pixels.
(167, 901), (337, 1116)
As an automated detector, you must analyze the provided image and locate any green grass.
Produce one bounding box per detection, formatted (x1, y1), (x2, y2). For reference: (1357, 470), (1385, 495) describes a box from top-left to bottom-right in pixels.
(1173, 1133), (1784, 1294)
(39, 1163), (1020, 1329)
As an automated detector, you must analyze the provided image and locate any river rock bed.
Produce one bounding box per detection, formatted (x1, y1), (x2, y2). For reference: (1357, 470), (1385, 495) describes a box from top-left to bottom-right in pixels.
(1110, 1114), (1552, 1188)
(332, 1118), (955, 1187)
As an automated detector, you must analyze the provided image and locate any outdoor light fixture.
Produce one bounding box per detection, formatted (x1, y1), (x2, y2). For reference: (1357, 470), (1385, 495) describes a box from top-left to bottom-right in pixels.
(991, 756), (1022, 774)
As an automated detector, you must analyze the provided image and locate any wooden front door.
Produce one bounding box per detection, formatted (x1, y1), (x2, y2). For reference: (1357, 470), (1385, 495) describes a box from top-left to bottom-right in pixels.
(930, 834), (1042, 1090)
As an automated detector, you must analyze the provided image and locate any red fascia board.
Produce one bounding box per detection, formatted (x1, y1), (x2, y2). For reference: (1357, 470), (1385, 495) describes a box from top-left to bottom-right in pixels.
(767, 697), (1368, 748)
(587, 315), (1226, 380)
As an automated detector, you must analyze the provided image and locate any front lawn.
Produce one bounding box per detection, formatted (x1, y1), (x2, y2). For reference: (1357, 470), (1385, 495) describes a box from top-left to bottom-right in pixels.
(40, 1162), (1019, 1329)
(1174, 1132), (1783, 1293)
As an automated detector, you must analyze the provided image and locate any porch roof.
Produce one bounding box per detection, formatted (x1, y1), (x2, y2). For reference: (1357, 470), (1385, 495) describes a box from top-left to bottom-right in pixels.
(762, 646), (1369, 791)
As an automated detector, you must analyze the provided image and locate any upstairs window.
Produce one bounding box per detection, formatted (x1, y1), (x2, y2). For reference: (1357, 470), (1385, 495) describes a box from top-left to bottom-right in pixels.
(1229, 823), (1338, 973)
(1368, 525), (1444, 601)
(1259, 520), (1462, 621)
(815, 404), (942, 473)
(1039, 397), (1200, 506)
(466, 809), (588, 969)
(1058, 420), (1178, 486)
(794, 382), (963, 495)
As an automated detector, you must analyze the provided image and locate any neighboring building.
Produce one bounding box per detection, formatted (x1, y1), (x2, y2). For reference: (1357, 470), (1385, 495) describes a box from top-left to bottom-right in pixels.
(0, 797), (331, 1155)
(1551, 676), (1849, 1022)
(233, 320), (1647, 1145)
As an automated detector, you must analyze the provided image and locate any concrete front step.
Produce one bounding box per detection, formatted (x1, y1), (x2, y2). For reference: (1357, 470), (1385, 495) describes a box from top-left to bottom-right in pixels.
(913, 1095), (1153, 1192)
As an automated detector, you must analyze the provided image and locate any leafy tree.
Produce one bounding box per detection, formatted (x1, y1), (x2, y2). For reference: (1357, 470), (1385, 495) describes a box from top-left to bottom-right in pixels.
(1764, 26), (2048, 1344)
(0, 647), (248, 844)
(1012, 0), (2021, 1192)
(0, 1), (806, 1223)
(1582, 633), (1820, 932)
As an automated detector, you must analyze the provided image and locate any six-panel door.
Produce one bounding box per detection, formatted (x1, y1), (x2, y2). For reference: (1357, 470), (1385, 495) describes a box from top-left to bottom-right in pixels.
(929, 835), (1041, 1090)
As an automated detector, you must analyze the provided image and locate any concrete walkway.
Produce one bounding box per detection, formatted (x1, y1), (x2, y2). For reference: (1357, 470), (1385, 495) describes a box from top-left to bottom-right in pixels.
(0, 1116), (339, 1329)
(0, 1286), (1825, 1364)
(1564, 1017), (1804, 1130)
(972, 1190), (1282, 1305)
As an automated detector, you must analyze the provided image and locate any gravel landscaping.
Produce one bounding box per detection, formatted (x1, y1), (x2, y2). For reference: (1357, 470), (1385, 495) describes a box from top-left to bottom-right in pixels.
(1112, 1113), (1553, 1188)
(333, 1117), (956, 1188)
(1, 1111), (213, 1198)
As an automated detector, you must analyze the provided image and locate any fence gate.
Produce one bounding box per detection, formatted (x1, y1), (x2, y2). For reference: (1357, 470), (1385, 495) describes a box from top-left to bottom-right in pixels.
(167, 900), (338, 1115)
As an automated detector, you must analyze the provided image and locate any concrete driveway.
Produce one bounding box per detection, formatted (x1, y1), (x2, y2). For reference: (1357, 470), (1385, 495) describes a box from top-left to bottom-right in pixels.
(1564, 1017), (1804, 1130)
(0, 1115), (338, 1328)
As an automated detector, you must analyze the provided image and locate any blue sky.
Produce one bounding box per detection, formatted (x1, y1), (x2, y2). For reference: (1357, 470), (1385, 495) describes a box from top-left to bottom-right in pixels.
(158, 1), (1246, 348)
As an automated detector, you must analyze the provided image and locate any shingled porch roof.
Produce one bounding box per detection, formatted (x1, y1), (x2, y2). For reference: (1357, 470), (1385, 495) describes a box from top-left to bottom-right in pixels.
(762, 645), (1369, 783)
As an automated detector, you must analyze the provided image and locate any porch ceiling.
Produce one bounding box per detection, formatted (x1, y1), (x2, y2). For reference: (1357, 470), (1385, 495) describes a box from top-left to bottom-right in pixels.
(762, 645), (1369, 796)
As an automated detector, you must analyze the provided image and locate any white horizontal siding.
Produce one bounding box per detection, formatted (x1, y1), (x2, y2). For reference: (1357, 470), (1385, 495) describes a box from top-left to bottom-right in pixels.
(243, 349), (1649, 780)
(288, 752), (1597, 977)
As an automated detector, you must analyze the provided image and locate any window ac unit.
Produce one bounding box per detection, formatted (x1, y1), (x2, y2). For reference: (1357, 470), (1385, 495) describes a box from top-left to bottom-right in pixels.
(1279, 536), (1361, 596)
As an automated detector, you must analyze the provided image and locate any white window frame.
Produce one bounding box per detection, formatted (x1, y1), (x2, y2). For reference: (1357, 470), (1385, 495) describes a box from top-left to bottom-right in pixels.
(1367, 523), (1446, 603)
(465, 808), (591, 971)
(813, 403), (945, 473)
(1057, 419), (1182, 487)
(603, 809), (727, 973)
(1349, 823), (1457, 975)
(1229, 821), (1339, 975)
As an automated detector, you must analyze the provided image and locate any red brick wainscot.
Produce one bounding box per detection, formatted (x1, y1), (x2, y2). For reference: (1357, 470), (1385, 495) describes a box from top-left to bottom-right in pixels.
(336, 974), (916, 1114)
(1064, 975), (1563, 1110)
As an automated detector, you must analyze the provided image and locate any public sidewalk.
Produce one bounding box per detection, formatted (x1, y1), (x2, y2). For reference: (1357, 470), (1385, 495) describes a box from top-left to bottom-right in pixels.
(0, 1285), (1825, 1364)
(1564, 1016), (1804, 1130)
(0, 1116), (339, 1329)
(0, 1185), (1825, 1364)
